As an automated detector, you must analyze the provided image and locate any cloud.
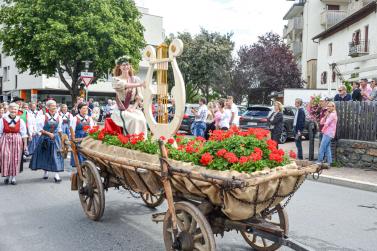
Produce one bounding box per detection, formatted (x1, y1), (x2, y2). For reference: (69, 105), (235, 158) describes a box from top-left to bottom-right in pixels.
(136, 0), (292, 48)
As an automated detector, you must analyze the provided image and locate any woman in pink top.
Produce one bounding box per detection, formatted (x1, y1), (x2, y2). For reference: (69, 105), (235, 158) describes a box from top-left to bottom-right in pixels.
(317, 102), (338, 165)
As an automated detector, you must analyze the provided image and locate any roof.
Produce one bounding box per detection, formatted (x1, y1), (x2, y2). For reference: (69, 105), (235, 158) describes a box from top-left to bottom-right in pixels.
(283, 1), (305, 20)
(312, 1), (377, 41)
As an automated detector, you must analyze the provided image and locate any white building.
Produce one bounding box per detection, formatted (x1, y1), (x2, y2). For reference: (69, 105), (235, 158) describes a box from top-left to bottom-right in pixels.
(283, 0), (370, 89)
(0, 6), (165, 104)
(313, 0), (377, 91)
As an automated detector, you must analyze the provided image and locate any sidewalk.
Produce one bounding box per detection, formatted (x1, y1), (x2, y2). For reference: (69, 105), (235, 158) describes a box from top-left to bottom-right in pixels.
(280, 139), (377, 192)
(307, 167), (377, 193)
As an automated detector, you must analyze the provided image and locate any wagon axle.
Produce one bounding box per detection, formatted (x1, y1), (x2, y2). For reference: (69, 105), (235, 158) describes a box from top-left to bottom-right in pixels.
(173, 231), (195, 251)
(79, 186), (94, 198)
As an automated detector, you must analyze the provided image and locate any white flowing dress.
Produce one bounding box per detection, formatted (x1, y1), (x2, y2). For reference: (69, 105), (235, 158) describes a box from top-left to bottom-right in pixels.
(110, 76), (148, 138)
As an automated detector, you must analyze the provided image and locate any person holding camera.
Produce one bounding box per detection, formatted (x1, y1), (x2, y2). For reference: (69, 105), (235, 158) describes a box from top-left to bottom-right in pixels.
(317, 102), (338, 165)
(191, 97), (208, 137)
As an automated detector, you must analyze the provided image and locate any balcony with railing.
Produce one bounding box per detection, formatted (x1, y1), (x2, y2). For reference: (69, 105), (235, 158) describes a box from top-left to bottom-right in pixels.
(291, 41), (303, 57)
(320, 10), (348, 28)
(286, 16), (303, 35)
(348, 40), (370, 57)
(348, 0), (375, 14)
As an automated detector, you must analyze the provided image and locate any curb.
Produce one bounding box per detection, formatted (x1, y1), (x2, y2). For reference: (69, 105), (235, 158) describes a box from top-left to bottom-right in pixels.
(307, 174), (377, 193)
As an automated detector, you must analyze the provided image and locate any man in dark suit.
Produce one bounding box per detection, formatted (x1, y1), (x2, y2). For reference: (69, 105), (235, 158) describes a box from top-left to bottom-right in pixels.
(293, 98), (306, 160)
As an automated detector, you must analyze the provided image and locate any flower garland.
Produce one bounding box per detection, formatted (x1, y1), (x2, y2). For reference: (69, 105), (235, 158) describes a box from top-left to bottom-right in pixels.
(87, 126), (294, 173)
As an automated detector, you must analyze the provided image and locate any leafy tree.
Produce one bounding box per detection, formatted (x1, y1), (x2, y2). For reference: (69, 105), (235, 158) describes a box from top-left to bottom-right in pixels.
(166, 29), (234, 102)
(237, 32), (303, 104)
(0, 0), (145, 101)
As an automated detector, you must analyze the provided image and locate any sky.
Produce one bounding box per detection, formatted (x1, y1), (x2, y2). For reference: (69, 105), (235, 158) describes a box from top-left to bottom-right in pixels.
(135, 0), (293, 49)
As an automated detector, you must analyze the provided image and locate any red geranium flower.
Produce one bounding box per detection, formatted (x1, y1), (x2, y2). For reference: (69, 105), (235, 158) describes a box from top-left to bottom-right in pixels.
(289, 150), (297, 159)
(239, 156), (249, 164)
(160, 136), (166, 141)
(224, 152), (238, 163)
(195, 136), (206, 142)
(167, 138), (175, 145)
(83, 125), (90, 132)
(186, 145), (195, 154)
(98, 130), (105, 140)
(216, 149), (227, 157)
(130, 137), (139, 145)
(117, 134), (129, 144)
(267, 139), (278, 151)
(200, 153), (213, 166)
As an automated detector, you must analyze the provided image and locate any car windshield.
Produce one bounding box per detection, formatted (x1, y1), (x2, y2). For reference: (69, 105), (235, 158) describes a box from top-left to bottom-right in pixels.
(244, 107), (271, 117)
(185, 105), (199, 116)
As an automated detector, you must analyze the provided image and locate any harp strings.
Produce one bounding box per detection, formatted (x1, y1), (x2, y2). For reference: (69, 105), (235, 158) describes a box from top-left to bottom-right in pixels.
(157, 44), (169, 124)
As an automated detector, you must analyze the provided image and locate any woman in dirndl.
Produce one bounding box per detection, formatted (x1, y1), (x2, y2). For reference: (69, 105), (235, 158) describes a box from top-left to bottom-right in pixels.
(0, 103), (28, 185)
(69, 103), (94, 174)
(60, 104), (73, 136)
(29, 100), (64, 183)
(110, 56), (147, 138)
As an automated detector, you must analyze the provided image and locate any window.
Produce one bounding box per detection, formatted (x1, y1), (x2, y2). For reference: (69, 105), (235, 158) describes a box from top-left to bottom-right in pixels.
(352, 30), (361, 45)
(328, 43), (333, 56)
(3, 67), (8, 82)
(321, 71), (327, 85)
(283, 108), (295, 117)
(332, 71), (336, 83)
(365, 25), (369, 52)
(327, 5), (340, 10)
(245, 107), (271, 117)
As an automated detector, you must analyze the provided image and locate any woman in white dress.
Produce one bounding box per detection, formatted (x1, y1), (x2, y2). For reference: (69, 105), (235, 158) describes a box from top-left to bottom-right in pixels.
(110, 56), (147, 138)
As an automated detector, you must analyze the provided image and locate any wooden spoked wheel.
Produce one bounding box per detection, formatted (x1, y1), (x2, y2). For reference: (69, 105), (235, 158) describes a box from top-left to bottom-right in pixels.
(77, 161), (105, 221)
(241, 204), (289, 251)
(163, 201), (216, 251)
(141, 190), (165, 208)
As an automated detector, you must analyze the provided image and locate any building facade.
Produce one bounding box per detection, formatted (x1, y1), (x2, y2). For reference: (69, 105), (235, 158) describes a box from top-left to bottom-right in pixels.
(314, 0), (377, 91)
(282, 0), (373, 89)
(0, 6), (165, 105)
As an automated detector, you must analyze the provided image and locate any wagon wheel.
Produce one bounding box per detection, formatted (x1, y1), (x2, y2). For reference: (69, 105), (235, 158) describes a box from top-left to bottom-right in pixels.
(163, 201), (216, 251)
(77, 160), (105, 221)
(140, 190), (165, 208)
(241, 204), (289, 251)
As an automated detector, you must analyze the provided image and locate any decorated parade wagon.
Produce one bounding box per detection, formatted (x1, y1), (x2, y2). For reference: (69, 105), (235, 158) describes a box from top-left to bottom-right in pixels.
(66, 40), (327, 251)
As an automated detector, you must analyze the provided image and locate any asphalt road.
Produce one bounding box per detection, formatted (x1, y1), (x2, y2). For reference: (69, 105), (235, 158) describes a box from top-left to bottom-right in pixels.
(0, 160), (376, 251)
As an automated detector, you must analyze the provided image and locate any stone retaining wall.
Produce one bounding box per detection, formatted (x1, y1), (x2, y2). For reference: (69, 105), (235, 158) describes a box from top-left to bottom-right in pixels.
(336, 139), (377, 169)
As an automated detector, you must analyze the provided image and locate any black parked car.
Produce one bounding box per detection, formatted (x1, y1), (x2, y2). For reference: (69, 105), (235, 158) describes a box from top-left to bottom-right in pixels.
(179, 104), (200, 134)
(239, 105), (316, 144)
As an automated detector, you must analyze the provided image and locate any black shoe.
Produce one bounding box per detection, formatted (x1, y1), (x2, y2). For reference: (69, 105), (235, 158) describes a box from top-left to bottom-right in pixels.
(4, 179), (9, 185)
(10, 181), (16, 185)
(42, 176), (48, 180)
(54, 177), (62, 183)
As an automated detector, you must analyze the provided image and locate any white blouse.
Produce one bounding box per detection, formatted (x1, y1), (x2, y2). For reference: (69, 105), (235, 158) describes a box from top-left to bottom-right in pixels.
(36, 113), (63, 133)
(0, 116), (28, 138)
(70, 114), (94, 132)
(60, 112), (73, 122)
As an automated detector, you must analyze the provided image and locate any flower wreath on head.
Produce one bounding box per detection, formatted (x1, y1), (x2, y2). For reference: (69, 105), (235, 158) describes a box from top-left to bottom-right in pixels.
(115, 55), (132, 65)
